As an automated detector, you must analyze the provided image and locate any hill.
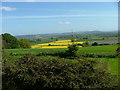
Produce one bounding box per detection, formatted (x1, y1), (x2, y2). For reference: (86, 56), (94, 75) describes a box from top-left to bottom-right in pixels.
(15, 30), (118, 39)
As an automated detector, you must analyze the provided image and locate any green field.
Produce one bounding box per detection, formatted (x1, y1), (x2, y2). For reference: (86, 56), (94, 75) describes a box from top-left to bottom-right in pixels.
(4, 44), (118, 75)
(5, 44), (118, 55)
(88, 58), (118, 75)
(78, 44), (118, 55)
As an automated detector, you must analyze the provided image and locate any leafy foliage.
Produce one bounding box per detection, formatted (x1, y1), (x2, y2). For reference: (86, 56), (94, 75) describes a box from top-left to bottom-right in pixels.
(2, 33), (20, 49)
(2, 55), (118, 89)
(92, 42), (98, 46)
(65, 44), (79, 58)
(2, 33), (31, 49)
(18, 39), (31, 48)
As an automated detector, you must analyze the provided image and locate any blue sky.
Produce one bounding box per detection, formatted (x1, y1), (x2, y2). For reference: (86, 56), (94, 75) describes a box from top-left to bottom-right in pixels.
(1, 2), (118, 35)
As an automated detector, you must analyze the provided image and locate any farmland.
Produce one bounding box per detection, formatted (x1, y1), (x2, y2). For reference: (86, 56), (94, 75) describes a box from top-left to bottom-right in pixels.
(31, 39), (83, 48)
(2, 32), (119, 89)
(1, 1), (119, 89)
(5, 44), (117, 56)
(5, 43), (118, 75)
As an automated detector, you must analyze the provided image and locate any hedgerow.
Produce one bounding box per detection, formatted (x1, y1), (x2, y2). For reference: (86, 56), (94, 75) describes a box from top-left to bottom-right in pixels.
(2, 55), (118, 90)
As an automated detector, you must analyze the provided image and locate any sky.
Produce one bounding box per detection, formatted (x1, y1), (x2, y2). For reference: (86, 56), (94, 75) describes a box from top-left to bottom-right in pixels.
(1, 0), (119, 2)
(1, 2), (118, 35)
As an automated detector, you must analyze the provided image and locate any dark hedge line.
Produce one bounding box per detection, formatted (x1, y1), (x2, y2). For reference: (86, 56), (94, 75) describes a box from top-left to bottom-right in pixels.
(36, 52), (117, 58)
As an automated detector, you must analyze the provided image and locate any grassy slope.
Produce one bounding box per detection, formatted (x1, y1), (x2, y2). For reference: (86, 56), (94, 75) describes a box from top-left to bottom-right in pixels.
(5, 48), (66, 55)
(88, 58), (118, 75)
(78, 44), (118, 55)
(5, 44), (118, 55)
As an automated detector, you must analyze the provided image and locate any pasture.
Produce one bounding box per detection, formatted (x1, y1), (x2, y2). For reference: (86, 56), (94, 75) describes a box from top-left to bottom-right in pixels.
(4, 44), (118, 75)
(5, 44), (118, 56)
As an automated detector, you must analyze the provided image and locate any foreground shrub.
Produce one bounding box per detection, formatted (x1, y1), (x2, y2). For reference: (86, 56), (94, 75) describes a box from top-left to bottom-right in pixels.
(2, 55), (118, 89)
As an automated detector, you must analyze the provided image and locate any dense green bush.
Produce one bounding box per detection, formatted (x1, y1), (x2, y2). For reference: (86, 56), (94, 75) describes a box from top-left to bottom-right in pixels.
(2, 55), (118, 89)
(2, 33), (20, 49)
(92, 42), (98, 46)
(2, 33), (31, 49)
(65, 44), (79, 58)
(18, 39), (31, 48)
(2, 51), (14, 64)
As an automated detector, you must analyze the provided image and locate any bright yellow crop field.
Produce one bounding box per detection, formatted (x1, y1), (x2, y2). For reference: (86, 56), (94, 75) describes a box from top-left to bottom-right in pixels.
(31, 40), (84, 48)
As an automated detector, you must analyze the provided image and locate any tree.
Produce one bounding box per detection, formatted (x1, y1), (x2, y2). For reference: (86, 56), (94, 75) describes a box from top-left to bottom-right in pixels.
(2, 33), (20, 49)
(66, 44), (79, 57)
(92, 42), (98, 46)
(18, 39), (31, 48)
(63, 38), (79, 57)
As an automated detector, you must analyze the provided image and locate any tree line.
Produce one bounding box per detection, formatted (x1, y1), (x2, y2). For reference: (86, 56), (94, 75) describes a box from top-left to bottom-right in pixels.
(2, 33), (31, 49)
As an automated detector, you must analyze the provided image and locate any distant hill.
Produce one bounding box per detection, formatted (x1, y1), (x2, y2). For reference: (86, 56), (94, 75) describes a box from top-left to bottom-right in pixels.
(15, 30), (118, 39)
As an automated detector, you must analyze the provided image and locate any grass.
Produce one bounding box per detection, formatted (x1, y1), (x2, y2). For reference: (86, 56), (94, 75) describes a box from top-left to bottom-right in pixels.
(5, 44), (118, 55)
(88, 58), (118, 75)
(4, 44), (118, 75)
(75, 38), (103, 42)
(78, 44), (118, 55)
(5, 48), (66, 55)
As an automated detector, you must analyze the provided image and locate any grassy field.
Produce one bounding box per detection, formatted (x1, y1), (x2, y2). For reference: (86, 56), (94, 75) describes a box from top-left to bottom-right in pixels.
(78, 44), (118, 55)
(4, 44), (118, 75)
(88, 58), (118, 75)
(5, 44), (118, 55)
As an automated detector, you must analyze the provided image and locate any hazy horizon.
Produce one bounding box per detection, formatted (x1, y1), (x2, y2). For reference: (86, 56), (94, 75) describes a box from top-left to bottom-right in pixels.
(1, 2), (118, 35)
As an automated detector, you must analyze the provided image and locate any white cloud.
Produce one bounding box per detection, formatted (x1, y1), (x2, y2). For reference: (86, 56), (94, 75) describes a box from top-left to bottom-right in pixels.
(58, 21), (71, 24)
(0, 7), (16, 11)
(2, 14), (118, 19)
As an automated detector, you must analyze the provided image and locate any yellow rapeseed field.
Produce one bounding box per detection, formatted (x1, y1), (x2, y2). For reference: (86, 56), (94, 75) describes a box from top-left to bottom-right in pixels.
(42, 46), (68, 48)
(31, 40), (84, 49)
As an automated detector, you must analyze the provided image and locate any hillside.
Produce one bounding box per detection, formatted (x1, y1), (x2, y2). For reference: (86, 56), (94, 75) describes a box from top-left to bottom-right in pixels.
(15, 30), (118, 39)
